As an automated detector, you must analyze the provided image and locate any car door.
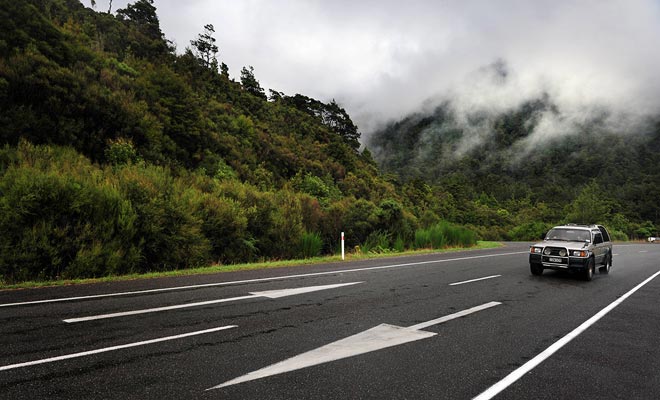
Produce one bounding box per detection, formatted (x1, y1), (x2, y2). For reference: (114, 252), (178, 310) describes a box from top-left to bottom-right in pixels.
(592, 231), (605, 263)
(597, 225), (612, 253)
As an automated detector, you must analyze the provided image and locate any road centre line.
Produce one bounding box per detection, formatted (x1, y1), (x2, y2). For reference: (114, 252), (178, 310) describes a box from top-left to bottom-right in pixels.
(1, 251), (527, 307)
(472, 269), (660, 400)
(449, 275), (501, 286)
(0, 325), (237, 372)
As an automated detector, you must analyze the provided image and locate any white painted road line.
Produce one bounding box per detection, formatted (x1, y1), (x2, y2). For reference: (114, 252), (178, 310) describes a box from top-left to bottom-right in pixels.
(0, 325), (237, 372)
(63, 282), (363, 323)
(407, 301), (501, 330)
(472, 269), (660, 400)
(208, 301), (501, 390)
(449, 275), (501, 286)
(64, 295), (255, 323)
(0, 251), (526, 308)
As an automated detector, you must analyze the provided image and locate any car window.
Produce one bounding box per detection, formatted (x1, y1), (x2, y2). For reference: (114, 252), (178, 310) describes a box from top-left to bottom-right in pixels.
(598, 226), (610, 242)
(546, 228), (590, 242)
(594, 232), (603, 244)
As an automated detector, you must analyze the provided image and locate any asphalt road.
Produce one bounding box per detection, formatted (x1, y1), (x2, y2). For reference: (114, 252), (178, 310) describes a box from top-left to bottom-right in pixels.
(1, 242), (659, 399)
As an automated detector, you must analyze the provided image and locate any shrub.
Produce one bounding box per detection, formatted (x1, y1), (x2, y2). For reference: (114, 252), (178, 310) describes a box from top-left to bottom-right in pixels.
(298, 231), (323, 258)
(413, 221), (476, 250)
(341, 198), (380, 248)
(191, 192), (250, 264)
(361, 230), (391, 254)
(104, 138), (139, 165)
(393, 236), (405, 253)
(609, 229), (628, 241)
(291, 171), (341, 207)
(509, 221), (552, 241)
(115, 164), (211, 272)
(0, 144), (143, 281)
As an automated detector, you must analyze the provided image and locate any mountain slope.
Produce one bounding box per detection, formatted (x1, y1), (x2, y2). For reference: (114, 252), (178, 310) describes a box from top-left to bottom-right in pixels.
(368, 97), (660, 239)
(0, 0), (415, 283)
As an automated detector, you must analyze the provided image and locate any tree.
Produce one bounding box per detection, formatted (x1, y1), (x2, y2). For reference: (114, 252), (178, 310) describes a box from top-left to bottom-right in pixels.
(269, 89), (285, 102)
(116, 0), (168, 58)
(240, 65), (266, 99)
(566, 181), (611, 224)
(191, 23), (218, 70)
(281, 94), (361, 151)
(321, 100), (360, 151)
(117, 0), (163, 42)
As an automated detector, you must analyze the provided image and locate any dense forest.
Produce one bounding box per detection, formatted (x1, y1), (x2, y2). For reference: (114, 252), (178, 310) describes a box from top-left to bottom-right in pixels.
(0, 0), (476, 283)
(0, 0), (656, 284)
(368, 95), (660, 242)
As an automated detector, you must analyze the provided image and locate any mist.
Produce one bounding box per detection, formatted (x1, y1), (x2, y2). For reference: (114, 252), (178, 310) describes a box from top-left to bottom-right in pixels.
(350, 0), (660, 143)
(86, 0), (660, 145)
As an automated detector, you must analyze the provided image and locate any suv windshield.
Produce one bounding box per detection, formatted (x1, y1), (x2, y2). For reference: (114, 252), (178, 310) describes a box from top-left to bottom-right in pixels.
(546, 228), (590, 242)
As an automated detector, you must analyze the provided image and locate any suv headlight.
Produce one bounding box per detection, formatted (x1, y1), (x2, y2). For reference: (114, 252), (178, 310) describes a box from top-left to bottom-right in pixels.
(571, 250), (588, 257)
(530, 247), (542, 254)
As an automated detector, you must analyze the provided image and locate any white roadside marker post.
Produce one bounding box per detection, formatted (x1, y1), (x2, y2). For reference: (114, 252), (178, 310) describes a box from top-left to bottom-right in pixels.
(341, 232), (345, 260)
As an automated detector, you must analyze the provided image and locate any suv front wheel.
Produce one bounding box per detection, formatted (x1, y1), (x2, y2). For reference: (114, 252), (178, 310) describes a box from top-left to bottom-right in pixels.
(530, 263), (543, 276)
(584, 258), (595, 281)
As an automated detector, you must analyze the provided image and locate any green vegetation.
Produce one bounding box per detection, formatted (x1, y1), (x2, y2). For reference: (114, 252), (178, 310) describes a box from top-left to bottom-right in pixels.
(414, 222), (477, 250)
(370, 100), (660, 242)
(0, 0), (484, 284)
(298, 232), (323, 259)
(0, 241), (502, 290)
(4, 1), (651, 285)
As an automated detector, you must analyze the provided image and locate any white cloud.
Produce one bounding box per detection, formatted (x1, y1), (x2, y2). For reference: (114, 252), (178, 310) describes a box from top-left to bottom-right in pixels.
(85, 0), (660, 139)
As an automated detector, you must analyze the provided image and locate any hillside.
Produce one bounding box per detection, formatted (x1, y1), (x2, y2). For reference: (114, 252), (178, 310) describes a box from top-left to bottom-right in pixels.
(368, 96), (660, 240)
(1, 0), (440, 283)
(3, 1), (656, 284)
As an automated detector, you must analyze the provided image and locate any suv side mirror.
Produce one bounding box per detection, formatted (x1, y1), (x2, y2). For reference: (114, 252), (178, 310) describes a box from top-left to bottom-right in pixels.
(541, 232), (547, 240)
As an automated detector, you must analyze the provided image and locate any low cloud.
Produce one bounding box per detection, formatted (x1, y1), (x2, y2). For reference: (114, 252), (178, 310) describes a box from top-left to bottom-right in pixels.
(86, 0), (660, 144)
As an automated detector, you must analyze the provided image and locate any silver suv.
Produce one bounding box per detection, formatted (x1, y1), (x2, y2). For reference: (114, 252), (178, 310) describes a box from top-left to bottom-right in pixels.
(529, 224), (613, 281)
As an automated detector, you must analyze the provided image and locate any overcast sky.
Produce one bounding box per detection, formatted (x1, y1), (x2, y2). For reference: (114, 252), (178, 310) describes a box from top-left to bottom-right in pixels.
(86, 0), (660, 138)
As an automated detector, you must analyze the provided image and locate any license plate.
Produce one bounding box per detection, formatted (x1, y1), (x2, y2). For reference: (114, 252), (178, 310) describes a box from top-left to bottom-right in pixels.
(549, 257), (562, 263)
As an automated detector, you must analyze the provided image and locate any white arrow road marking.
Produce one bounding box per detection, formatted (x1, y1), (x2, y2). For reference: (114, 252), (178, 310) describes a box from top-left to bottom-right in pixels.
(0, 325), (237, 372)
(63, 282), (362, 323)
(249, 284), (362, 299)
(207, 301), (501, 390)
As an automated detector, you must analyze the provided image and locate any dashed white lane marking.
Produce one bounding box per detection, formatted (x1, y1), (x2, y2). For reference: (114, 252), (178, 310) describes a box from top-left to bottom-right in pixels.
(472, 269), (660, 400)
(449, 275), (501, 286)
(1, 251), (527, 308)
(0, 325), (237, 372)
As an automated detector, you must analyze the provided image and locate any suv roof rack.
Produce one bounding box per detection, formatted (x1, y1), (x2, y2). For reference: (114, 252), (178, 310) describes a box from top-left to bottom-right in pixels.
(564, 223), (597, 228)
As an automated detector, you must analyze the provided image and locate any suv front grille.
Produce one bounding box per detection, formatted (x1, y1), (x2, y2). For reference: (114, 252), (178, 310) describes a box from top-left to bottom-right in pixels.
(544, 247), (567, 256)
(542, 246), (569, 266)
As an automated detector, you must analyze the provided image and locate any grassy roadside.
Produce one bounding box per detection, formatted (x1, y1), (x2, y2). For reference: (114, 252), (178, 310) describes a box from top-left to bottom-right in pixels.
(0, 241), (502, 290)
